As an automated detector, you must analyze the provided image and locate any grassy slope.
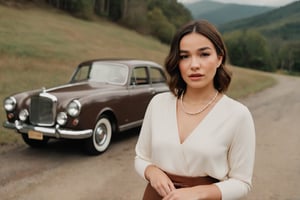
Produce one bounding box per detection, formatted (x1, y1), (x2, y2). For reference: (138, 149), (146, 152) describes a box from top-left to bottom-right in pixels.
(0, 4), (276, 146)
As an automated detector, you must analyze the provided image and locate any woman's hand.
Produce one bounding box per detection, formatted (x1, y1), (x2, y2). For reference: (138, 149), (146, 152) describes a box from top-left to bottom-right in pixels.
(145, 165), (176, 197)
(162, 185), (221, 200)
(162, 187), (197, 200)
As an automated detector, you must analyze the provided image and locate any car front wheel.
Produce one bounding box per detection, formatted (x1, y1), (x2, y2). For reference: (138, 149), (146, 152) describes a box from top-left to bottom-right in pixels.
(84, 115), (113, 155)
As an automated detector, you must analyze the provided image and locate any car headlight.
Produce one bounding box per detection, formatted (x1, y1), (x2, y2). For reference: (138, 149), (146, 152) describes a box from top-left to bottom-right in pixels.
(57, 112), (68, 125)
(67, 100), (81, 117)
(19, 109), (29, 121)
(4, 97), (16, 111)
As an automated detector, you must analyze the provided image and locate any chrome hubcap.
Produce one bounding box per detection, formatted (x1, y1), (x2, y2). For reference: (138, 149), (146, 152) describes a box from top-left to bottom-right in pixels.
(95, 125), (107, 145)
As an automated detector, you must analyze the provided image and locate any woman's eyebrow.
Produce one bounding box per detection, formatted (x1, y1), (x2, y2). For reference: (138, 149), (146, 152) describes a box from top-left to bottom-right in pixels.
(198, 47), (211, 51)
(180, 46), (212, 53)
(179, 50), (188, 53)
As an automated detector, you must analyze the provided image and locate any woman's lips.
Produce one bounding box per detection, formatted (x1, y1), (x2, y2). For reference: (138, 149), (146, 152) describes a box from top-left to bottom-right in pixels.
(189, 73), (204, 80)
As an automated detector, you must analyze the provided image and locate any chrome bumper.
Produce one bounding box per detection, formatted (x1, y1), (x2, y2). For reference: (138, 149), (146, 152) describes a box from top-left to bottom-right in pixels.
(3, 121), (93, 139)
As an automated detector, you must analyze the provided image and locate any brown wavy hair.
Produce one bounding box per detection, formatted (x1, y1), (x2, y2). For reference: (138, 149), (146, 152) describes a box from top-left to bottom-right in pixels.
(164, 20), (232, 97)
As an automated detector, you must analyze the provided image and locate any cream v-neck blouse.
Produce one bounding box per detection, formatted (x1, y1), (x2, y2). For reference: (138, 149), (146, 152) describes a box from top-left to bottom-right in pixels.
(135, 92), (255, 200)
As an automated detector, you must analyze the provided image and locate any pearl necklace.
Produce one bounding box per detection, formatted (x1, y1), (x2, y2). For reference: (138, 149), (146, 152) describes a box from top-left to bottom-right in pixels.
(180, 91), (219, 115)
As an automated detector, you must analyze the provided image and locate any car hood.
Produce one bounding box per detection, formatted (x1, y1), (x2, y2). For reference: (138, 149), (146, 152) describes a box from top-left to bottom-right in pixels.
(12, 81), (125, 109)
(45, 82), (124, 101)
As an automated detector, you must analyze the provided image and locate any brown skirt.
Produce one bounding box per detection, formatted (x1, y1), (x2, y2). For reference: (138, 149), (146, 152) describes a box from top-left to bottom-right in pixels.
(142, 172), (219, 200)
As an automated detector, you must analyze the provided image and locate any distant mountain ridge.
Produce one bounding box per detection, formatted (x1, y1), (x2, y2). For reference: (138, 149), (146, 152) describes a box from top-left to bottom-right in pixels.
(219, 0), (300, 41)
(183, 0), (273, 26)
(220, 1), (300, 73)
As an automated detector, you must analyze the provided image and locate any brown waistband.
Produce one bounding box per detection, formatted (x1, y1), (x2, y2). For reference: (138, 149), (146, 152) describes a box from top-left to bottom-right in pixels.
(142, 172), (219, 200)
(165, 172), (219, 188)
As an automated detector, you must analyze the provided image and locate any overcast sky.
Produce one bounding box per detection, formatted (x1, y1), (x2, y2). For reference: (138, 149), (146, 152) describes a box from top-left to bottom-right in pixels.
(178, 0), (297, 7)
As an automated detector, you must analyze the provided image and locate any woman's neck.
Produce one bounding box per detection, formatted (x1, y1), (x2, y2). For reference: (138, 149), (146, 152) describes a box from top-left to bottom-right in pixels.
(183, 87), (218, 105)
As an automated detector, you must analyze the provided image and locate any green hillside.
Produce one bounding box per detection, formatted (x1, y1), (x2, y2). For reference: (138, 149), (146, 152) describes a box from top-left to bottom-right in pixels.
(220, 0), (300, 41)
(218, 1), (300, 73)
(184, 0), (273, 26)
(0, 4), (276, 147)
(185, 0), (225, 17)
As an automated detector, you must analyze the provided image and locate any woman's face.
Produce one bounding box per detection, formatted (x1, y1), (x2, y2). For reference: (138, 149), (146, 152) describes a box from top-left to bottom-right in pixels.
(178, 32), (222, 91)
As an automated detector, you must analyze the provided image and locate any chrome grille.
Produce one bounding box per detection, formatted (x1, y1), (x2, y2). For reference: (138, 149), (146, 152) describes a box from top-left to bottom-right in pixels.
(30, 93), (57, 126)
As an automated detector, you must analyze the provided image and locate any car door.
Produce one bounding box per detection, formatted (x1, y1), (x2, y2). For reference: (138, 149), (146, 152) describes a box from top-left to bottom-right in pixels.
(149, 66), (168, 95)
(126, 66), (153, 124)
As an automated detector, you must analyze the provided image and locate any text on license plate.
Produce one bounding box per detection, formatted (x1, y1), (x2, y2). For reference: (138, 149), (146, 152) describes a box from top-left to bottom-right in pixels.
(28, 130), (43, 140)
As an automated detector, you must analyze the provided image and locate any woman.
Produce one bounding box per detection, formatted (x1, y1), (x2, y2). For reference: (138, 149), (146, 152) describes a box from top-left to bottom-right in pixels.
(135, 20), (255, 200)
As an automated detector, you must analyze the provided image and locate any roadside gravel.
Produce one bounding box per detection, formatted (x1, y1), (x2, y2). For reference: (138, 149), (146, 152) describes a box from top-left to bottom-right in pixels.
(0, 74), (299, 200)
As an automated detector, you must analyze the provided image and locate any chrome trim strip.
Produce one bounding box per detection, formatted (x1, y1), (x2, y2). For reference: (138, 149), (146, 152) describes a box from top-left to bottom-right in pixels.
(119, 120), (143, 132)
(3, 121), (16, 129)
(39, 91), (57, 102)
(45, 82), (87, 93)
(30, 92), (57, 126)
(3, 121), (93, 139)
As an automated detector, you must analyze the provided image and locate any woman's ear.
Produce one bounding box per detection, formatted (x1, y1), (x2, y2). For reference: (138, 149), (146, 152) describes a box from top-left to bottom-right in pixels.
(217, 55), (223, 68)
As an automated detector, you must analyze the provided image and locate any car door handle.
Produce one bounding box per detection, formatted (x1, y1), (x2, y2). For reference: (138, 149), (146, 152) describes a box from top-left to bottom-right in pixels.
(148, 88), (156, 94)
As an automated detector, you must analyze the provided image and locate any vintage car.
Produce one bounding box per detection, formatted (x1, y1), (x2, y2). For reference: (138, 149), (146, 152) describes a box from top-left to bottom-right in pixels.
(3, 59), (169, 155)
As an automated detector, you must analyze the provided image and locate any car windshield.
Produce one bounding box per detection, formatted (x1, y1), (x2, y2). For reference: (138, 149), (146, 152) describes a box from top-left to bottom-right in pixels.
(72, 62), (128, 85)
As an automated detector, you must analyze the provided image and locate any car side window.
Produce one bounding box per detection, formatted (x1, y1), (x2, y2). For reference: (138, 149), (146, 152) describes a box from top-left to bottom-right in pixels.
(150, 67), (166, 84)
(131, 67), (149, 85)
(72, 65), (90, 82)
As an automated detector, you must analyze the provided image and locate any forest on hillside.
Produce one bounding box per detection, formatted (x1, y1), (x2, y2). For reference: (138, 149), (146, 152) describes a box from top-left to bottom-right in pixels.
(0, 0), (191, 43)
(0, 0), (299, 74)
(220, 1), (300, 74)
(44, 0), (192, 44)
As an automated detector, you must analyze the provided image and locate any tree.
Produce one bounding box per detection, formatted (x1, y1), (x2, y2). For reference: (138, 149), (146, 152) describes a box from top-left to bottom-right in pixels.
(94, 0), (110, 17)
(43, 0), (191, 44)
(45, 0), (94, 19)
(120, 0), (148, 33)
(72, 0), (94, 20)
(224, 30), (274, 71)
(279, 41), (300, 72)
(147, 0), (192, 29)
(147, 7), (176, 43)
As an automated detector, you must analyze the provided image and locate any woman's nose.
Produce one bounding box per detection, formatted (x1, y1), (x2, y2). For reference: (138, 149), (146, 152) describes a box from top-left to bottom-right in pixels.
(190, 56), (200, 69)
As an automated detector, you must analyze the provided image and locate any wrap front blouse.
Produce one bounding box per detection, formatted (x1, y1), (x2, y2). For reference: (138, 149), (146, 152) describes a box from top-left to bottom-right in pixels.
(135, 92), (255, 200)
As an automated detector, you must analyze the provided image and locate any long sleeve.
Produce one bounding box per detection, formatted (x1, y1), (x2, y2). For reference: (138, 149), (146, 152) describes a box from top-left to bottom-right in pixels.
(134, 98), (154, 180)
(215, 106), (256, 200)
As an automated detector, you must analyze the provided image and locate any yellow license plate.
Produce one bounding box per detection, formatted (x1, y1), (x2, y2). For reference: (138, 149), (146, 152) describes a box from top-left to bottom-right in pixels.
(28, 130), (43, 140)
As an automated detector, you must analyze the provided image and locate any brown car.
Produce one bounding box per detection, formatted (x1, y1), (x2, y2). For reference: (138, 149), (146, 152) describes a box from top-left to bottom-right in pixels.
(3, 59), (169, 155)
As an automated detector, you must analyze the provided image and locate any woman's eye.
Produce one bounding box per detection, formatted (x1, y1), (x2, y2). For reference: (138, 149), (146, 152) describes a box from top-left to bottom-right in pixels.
(180, 55), (189, 59)
(201, 52), (210, 57)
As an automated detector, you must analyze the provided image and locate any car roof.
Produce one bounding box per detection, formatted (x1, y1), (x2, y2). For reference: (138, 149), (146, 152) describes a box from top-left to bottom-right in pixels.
(79, 58), (163, 69)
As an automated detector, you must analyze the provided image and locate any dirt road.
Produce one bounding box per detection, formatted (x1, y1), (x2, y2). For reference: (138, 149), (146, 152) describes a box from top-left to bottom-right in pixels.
(0, 74), (299, 200)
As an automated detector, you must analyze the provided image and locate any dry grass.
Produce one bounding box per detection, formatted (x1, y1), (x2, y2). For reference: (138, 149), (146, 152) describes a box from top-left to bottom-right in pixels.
(228, 66), (277, 98)
(0, 4), (276, 145)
